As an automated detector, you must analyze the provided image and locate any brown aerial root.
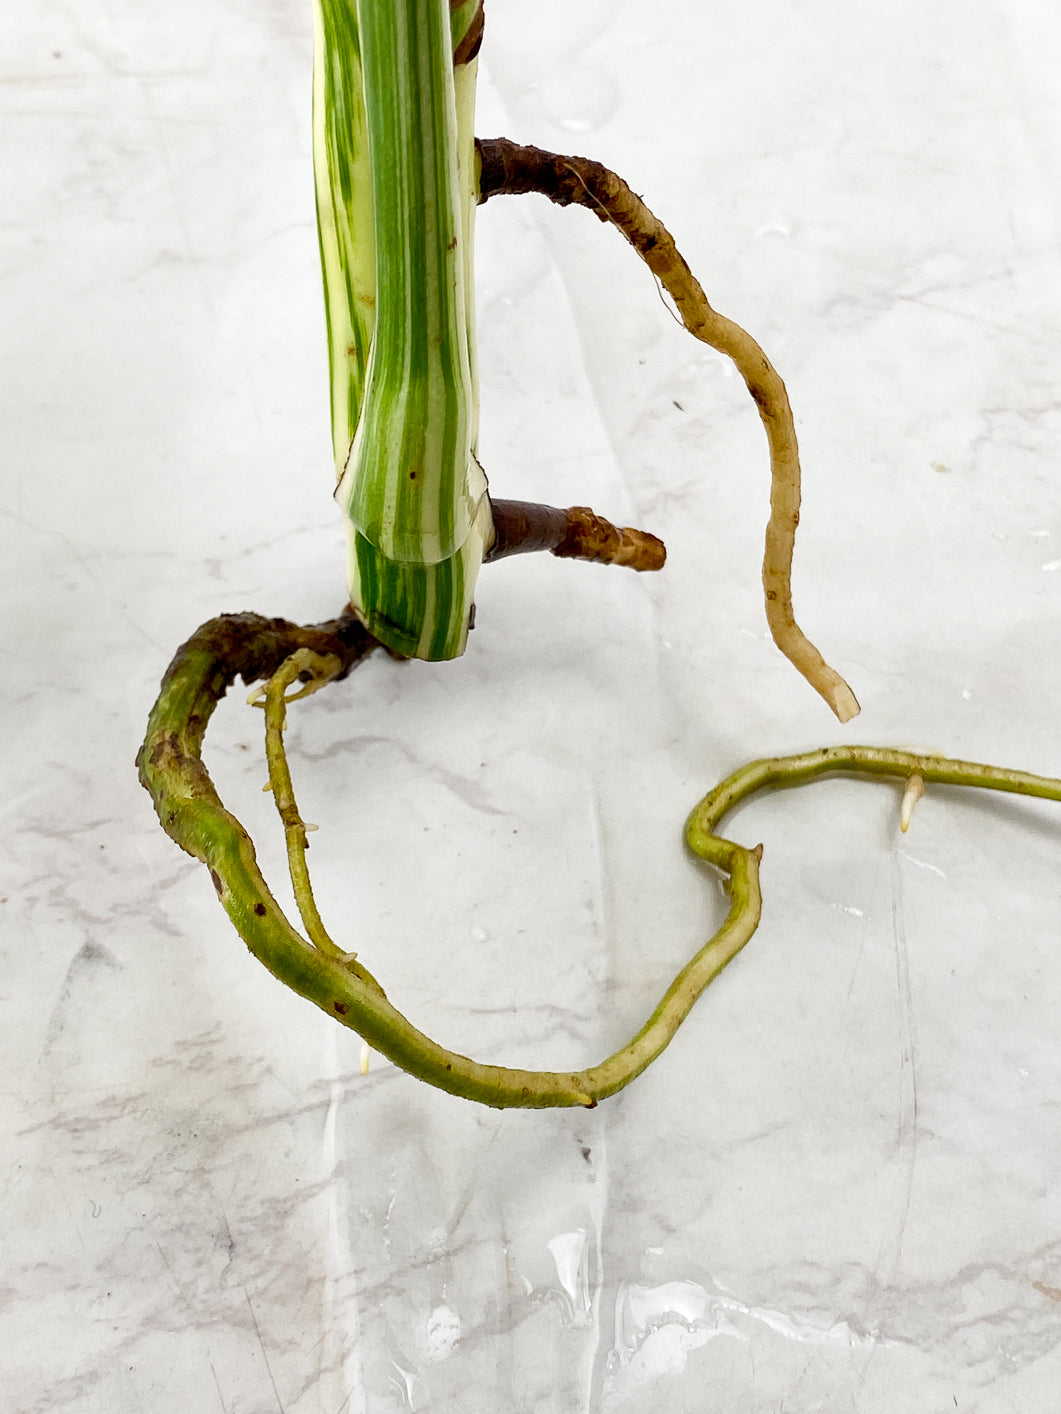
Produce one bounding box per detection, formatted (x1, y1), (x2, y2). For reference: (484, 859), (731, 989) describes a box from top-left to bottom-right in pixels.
(487, 497), (666, 571)
(476, 136), (860, 723)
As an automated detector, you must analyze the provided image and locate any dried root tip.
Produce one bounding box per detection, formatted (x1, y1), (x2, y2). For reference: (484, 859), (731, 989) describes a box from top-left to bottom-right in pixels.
(553, 507), (667, 572)
(899, 773), (925, 832)
(359, 1039), (371, 1076)
(831, 681), (862, 725)
(809, 666), (860, 724)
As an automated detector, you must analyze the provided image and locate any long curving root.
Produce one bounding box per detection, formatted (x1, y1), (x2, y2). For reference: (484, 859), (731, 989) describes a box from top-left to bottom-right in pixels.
(139, 611), (1061, 1107)
(477, 136), (859, 723)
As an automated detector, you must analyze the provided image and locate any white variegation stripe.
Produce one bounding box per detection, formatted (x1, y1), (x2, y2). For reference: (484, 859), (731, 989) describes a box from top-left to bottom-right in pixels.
(311, 0), (374, 475)
(455, 59), (480, 456)
(315, 0), (491, 660)
(337, 0), (483, 567)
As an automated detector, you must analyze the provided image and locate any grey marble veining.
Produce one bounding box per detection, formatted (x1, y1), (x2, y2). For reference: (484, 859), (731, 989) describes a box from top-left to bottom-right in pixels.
(5, 1), (1061, 1409)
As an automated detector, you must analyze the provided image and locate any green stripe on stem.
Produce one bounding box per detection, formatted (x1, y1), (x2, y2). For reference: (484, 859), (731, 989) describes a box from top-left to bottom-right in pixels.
(336, 0), (485, 566)
(315, 0), (490, 658)
(312, 0), (374, 472)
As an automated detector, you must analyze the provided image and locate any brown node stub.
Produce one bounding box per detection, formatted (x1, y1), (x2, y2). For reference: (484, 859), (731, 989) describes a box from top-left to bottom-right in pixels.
(554, 507), (666, 572)
(487, 497), (665, 573)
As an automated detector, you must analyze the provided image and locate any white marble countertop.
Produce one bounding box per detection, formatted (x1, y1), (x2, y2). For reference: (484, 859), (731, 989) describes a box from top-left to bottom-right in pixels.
(5, 1), (1061, 1410)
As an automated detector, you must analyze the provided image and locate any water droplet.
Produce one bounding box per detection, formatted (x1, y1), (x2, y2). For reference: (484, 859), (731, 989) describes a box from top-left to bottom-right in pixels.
(547, 1229), (592, 1322)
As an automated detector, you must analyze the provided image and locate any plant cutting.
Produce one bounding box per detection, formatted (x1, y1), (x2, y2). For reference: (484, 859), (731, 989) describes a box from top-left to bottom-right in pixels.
(138, 0), (1061, 1107)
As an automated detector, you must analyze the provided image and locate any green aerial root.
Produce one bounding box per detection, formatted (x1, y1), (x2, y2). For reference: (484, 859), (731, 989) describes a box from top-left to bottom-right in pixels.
(249, 647), (349, 962)
(138, 612), (1061, 1109)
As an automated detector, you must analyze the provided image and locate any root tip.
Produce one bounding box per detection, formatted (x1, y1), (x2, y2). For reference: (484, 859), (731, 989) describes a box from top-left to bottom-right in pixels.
(900, 773), (925, 833)
(830, 681), (861, 724)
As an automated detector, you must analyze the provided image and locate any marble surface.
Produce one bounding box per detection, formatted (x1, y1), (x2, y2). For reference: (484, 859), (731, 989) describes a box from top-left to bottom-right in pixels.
(5, 1), (1061, 1409)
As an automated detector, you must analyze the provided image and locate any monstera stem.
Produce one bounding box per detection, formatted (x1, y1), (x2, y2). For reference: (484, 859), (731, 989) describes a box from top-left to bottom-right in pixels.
(315, 0), (492, 662)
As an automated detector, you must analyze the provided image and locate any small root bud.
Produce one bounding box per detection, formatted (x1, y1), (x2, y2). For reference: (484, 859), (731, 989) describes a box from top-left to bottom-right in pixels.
(900, 773), (925, 833)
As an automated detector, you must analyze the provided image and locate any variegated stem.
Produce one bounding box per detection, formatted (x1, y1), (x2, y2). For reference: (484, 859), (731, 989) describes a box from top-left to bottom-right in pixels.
(313, 0), (481, 470)
(337, 0), (479, 564)
(312, 0), (373, 469)
(315, 0), (491, 661)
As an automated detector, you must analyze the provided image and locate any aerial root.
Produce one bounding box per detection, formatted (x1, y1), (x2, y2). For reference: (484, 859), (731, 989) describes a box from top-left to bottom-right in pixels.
(139, 614), (1061, 1106)
(256, 647), (352, 963)
(487, 497), (665, 572)
(477, 135), (859, 721)
(899, 773), (925, 832)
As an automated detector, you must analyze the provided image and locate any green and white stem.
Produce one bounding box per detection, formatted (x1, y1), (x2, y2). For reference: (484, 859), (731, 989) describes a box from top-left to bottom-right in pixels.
(314, 0), (489, 660)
